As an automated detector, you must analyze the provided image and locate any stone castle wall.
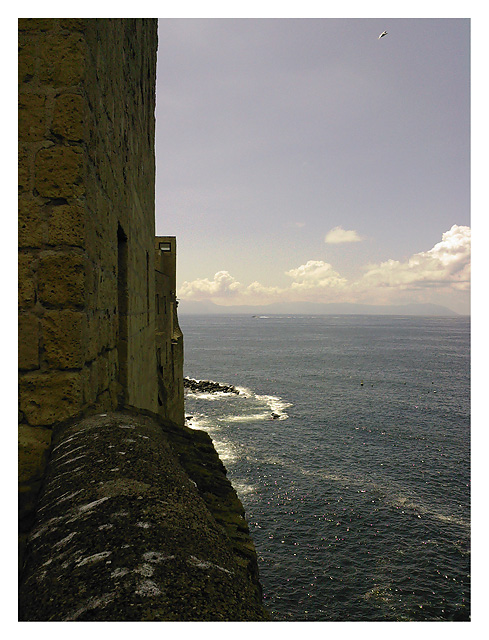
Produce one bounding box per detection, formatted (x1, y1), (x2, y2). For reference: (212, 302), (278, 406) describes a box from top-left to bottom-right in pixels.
(18, 18), (160, 532)
(155, 237), (184, 425)
(17, 20), (268, 619)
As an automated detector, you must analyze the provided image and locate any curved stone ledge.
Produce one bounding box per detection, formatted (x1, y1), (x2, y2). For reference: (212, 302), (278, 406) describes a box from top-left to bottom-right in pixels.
(18, 411), (269, 621)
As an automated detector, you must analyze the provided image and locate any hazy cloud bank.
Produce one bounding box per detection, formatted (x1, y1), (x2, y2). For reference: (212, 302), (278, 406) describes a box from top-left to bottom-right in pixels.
(178, 225), (470, 309)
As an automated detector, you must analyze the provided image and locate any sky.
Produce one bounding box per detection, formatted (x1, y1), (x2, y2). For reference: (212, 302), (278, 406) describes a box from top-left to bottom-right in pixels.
(155, 17), (470, 314)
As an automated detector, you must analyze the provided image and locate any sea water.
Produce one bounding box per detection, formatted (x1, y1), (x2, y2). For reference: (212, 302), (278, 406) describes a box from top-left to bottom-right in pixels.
(180, 314), (470, 621)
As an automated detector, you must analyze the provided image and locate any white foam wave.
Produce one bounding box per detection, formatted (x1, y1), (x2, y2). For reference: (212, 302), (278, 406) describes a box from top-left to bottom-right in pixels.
(232, 481), (257, 496)
(185, 414), (216, 432)
(186, 379), (292, 425)
(388, 493), (470, 530)
(225, 411), (273, 423)
(255, 393), (292, 420)
(185, 415), (237, 464)
(211, 439), (238, 464)
(235, 386), (252, 397)
(299, 466), (353, 484)
(186, 391), (229, 401)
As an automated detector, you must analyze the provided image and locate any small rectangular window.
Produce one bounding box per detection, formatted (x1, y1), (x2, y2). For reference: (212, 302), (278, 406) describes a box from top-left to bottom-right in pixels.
(159, 242), (171, 252)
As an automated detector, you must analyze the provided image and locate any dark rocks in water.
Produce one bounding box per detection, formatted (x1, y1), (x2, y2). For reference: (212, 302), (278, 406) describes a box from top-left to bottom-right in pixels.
(184, 377), (240, 395)
(270, 413), (279, 420)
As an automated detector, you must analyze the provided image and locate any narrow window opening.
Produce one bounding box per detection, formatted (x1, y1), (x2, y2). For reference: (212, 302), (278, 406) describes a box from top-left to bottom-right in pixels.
(146, 251), (150, 324)
(117, 224), (128, 407)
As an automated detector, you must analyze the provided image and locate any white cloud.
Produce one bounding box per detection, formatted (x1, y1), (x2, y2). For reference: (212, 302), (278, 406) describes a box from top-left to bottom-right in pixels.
(285, 260), (348, 290)
(178, 226), (470, 311)
(359, 225), (470, 291)
(178, 270), (282, 303)
(178, 270), (243, 299)
(325, 226), (362, 244)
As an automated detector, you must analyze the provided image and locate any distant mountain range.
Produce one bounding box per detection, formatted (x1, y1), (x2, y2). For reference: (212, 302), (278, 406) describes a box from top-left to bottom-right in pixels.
(177, 300), (460, 316)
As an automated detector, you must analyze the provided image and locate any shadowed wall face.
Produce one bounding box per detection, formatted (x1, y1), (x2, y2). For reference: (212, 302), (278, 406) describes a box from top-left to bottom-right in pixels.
(18, 18), (159, 531)
(155, 236), (184, 425)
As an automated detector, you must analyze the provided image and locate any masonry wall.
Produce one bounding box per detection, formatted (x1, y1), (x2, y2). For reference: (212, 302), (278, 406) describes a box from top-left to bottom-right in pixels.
(18, 18), (159, 532)
(155, 237), (184, 425)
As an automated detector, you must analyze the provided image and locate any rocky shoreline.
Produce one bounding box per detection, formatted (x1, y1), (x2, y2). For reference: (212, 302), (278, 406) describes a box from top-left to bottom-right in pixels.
(184, 377), (240, 395)
(184, 377), (282, 421)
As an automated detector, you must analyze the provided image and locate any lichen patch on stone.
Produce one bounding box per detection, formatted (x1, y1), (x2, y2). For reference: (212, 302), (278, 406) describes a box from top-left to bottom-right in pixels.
(78, 496), (109, 513)
(135, 579), (161, 597)
(111, 567), (130, 579)
(51, 434), (80, 454)
(56, 454), (86, 468)
(63, 593), (116, 621)
(187, 555), (233, 575)
(76, 551), (112, 567)
(54, 444), (86, 462)
(54, 489), (85, 505)
(142, 551), (175, 563)
(54, 531), (78, 547)
(135, 563), (154, 577)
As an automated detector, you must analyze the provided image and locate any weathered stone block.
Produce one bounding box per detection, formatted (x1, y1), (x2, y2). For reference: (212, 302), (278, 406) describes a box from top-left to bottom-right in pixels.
(18, 144), (30, 194)
(18, 314), (40, 370)
(19, 371), (83, 425)
(35, 146), (84, 198)
(38, 252), (85, 307)
(85, 313), (99, 362)
(18, 93), (46, 141)
(94, 390), (111, 412)
(18, 19), (54, 32)
(18, 253), (36, 309)
(52, 93), (86, 141)
(47, 202), (85, 246)
(18, 38), (37, 84)
(18, 425), (52, 485)
(84, 257), (95, 298)
(108, 347), (118, 381)
(84, 361), (98, 406)
(109, 379), (119, 408)
(38, 33), (86, 87)
(97, 311), (112, 353)
(97, 354), (109, 392)
(59, 18), (87, 32)
(18, 424), (53, 528)
(42, 309), (86, 369)
(18, 199), (46, 248)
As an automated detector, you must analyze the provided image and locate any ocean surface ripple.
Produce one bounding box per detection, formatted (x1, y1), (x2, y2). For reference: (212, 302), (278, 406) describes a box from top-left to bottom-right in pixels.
(181, 314), (470, 621)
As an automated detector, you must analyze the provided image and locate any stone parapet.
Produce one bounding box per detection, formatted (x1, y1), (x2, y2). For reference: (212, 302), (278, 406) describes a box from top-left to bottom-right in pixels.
(19, 412), (269, 621)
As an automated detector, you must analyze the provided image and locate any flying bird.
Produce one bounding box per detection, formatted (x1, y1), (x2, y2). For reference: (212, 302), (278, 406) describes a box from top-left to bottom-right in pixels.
(378, 31), (388, 39)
